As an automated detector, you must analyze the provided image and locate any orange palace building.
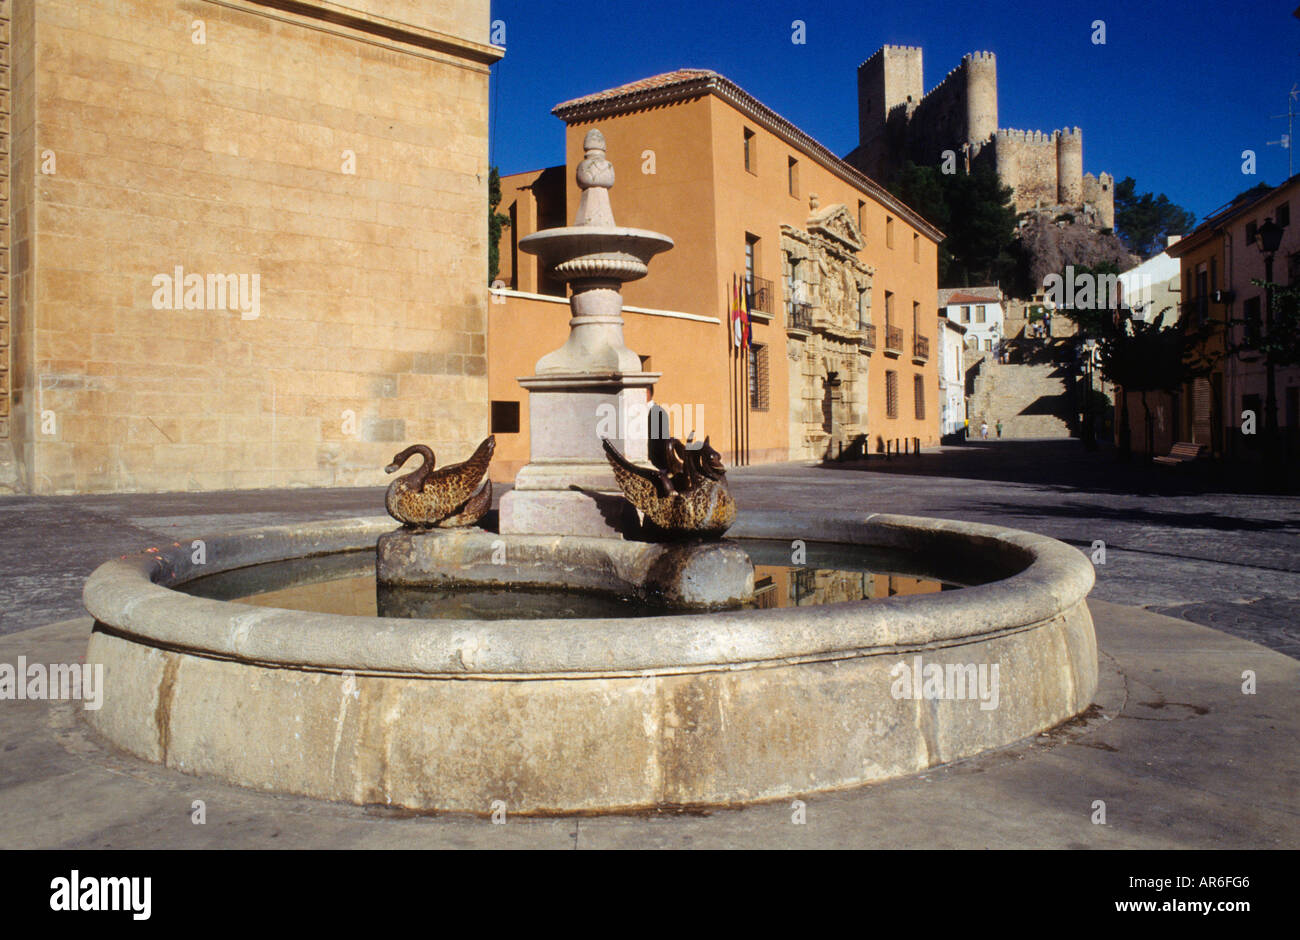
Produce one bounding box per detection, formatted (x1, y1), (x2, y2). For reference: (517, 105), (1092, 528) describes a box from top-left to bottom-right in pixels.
(490, 70), (943, 481)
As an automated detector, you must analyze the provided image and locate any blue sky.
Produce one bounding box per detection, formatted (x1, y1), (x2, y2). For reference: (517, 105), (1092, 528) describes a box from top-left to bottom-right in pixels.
(489, 0), (1295, 221)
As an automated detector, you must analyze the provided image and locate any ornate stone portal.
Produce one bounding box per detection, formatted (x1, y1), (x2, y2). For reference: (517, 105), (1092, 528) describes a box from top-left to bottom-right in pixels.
(782, 197), (875, 460)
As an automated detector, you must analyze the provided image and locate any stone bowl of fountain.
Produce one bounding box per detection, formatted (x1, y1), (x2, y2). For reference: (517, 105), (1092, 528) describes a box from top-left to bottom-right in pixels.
(81, 131), (1098, 815)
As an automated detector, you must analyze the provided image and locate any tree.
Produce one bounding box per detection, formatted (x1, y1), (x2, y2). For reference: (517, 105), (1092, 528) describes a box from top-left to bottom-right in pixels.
(488, 166), (510, 285)
(1057, 280), (1219, 460)
(1231, 278), (1300, 369)
(1227, 277), (1300, 477)
(889, 162), (1018, 288)
(1113, 176), (1197, 259)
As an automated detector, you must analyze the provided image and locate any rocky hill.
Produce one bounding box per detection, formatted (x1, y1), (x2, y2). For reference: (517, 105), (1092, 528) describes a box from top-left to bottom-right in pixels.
(1014, 211), (1137, 297)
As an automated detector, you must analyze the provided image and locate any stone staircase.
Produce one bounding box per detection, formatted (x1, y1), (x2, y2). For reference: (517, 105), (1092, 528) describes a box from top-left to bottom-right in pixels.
(967, 354), (1074, 439)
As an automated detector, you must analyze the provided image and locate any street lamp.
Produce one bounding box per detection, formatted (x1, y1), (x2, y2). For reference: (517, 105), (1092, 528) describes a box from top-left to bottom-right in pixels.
(1255, 215), (1285, 459)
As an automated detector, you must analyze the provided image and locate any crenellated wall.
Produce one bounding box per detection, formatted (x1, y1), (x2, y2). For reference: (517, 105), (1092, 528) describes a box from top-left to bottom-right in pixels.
(850, 45), (1112, 230)
(1083, 172), (1115, 229)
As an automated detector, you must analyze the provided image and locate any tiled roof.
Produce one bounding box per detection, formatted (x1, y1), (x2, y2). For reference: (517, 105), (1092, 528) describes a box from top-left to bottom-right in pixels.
(938, 287), (1003, 306)
(550, 69), (946, 244)
(553, 69), (720, 112)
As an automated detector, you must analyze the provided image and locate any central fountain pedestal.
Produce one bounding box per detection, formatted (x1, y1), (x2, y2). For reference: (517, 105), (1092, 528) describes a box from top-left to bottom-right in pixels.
(499, 371), (657, 538)
(496, 129), (677, 540)
(377, 527), (756, 611)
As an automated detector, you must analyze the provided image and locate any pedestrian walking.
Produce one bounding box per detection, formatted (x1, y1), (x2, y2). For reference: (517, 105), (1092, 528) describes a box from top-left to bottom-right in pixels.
(996, 420), (1003, 439)
(980, 420), (989, 440)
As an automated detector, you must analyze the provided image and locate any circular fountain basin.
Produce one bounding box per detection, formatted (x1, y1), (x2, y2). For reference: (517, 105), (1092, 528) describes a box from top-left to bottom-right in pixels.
(82, 512), (1097, 814)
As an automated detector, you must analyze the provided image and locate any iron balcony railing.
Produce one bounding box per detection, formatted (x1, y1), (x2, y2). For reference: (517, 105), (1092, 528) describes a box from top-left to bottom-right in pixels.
(788, 303), (813, 331)
(913, 333), (930, 361)
(859, 322), (876, 350)
(885, 325), (903, 353)
(747, 275), (774, 315)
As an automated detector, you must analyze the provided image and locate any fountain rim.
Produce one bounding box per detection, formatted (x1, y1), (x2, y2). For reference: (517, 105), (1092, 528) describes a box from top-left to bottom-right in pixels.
(82, 512), (1094, 679)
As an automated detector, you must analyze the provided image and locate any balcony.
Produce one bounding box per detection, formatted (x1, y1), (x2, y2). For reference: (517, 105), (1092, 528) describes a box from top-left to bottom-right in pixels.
(858, 322), (876, 351)
(884, 325), (903, 355)
(746, 275), (774, 318)
(787, 303), (813, 333)
(913, 333), (930, 363)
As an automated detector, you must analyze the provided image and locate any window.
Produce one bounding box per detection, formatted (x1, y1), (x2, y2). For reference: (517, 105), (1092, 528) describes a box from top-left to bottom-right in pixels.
(1243, 296), (1262, 341)
(745, 234), (759, 294)
(885, 370), (899, 419)
(1196, 264), (1209, 324)
(748, 343), (770, 411)
(743, 128), (756, 174)
(490, 400), (520, 434)
(913, 232), (920, 262)
(1246, 221), (1258, 245)
(960, 305), (970, 323)
(913, 374), (925, 420)
(858, 199), (867, 234)
(1278, 202), (1290, 227)
(983, 338), (993, 351)
(884, 290), (894, 327)
(975, 305), (986, 323)
(886, 216), (895, 249)
(912, 301), (920, 334)
(858, 289), (870, 328)
(787, 157), (799, 197)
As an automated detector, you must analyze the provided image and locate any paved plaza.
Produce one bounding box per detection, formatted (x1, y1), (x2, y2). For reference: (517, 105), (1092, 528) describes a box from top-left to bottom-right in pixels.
(0, 438), (1296, 848)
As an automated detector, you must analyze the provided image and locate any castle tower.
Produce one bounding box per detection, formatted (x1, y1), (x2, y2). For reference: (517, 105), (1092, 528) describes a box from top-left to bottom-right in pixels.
(1056, 126), (1083, 205)
(963, 51), (998, 145)
(857, 45), (923, 150)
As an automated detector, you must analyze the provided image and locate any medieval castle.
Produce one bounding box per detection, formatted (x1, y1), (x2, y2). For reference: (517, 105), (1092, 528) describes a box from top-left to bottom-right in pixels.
(846, 45), (1114, 230)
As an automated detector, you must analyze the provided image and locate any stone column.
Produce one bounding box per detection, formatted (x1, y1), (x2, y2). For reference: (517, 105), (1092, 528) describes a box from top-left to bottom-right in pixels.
(498, 130), (672, 538)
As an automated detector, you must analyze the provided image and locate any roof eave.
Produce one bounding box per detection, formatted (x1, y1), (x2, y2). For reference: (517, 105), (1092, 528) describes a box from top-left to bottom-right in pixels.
(553, 73), (947, 244)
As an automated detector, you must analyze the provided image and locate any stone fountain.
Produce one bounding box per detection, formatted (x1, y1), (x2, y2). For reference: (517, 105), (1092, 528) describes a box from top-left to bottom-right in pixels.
(500, 129), (672, 539)
(78, 130), (1100, 815)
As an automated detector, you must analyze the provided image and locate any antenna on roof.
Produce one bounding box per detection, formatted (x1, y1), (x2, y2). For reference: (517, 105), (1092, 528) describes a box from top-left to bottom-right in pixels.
(1268, 84), (1299, 177)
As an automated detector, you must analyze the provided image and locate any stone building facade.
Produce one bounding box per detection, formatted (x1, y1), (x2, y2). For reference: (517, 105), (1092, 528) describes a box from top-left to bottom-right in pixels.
(0, 0), (500, 494)
(847, 45), (1114, 229)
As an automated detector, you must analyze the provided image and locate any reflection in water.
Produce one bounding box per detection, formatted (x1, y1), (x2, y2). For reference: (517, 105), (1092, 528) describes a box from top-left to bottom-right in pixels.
(180, 539), (972, 621)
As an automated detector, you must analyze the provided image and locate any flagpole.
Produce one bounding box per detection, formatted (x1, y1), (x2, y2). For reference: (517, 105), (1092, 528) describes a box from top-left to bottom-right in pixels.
(729, 274), (737, 466)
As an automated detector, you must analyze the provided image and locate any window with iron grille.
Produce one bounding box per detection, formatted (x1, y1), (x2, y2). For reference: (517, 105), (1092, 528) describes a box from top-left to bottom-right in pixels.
(885, 370), (899, 419)
(748, 343), (770, 411)
(913, 374), (925, 420)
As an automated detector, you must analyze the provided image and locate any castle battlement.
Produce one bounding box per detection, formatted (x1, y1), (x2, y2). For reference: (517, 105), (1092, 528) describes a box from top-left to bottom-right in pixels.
(850, 44), (1112, 229)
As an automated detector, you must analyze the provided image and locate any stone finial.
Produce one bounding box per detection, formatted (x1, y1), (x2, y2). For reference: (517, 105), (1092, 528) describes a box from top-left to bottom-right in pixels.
(574, 128), (616, 226)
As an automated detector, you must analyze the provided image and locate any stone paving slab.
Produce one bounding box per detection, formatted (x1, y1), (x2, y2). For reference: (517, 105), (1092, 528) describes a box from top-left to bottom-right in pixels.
(1, 600), (1294, 849)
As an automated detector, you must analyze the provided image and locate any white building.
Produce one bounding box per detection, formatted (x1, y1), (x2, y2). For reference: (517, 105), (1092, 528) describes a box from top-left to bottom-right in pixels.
(939, 286), (1005, 353)
(1117, 236), (1182, 323)
(937, 316), (968, 440)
